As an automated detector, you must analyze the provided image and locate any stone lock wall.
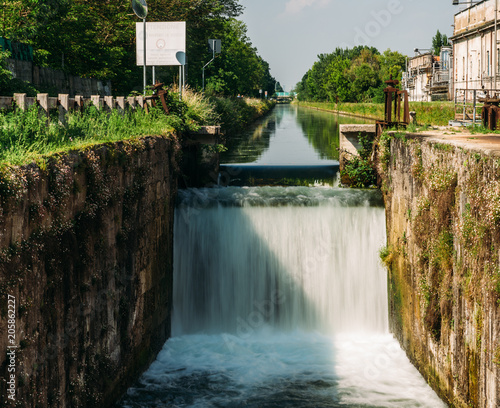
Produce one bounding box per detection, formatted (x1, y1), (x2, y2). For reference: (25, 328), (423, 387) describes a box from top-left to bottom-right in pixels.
(377, 133), (500, 408)
(0, 135), (179, 407)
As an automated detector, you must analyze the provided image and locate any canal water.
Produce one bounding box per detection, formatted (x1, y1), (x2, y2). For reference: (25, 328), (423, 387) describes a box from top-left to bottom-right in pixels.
(119, 105), (446, 407)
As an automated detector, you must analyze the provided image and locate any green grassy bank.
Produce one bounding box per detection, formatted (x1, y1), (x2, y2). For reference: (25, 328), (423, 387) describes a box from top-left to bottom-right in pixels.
(297, 100), (455, 127)
(0, 90), (274, 166)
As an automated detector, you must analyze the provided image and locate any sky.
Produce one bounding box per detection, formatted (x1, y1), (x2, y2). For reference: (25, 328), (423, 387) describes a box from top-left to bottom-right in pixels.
(239, 0), (463, 91)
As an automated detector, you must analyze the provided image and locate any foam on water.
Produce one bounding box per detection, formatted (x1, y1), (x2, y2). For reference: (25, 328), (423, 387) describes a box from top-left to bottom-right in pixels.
(121, 331), (445, 407)
(120, 187), (446, 407)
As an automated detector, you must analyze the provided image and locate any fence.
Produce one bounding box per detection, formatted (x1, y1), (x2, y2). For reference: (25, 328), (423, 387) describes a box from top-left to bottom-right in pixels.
(0, 93), (154, 128)
(6, 59), (111, 97)
(0, 37), (33, 61)
(453, 89), (483, 123)
(0, 92), (222, 137)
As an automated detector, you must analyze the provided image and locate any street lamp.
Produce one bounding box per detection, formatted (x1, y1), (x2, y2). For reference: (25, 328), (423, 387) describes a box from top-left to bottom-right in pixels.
(451, 1), (480, 5)
(132, 0), (148, 95)
(414, 48), (432, 55)
(202, 39), (221, 92)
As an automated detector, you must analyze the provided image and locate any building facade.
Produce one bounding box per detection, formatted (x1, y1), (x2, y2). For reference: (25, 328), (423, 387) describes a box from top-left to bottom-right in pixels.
(451, 0), (500, 100)
(402, 48), (452, 102)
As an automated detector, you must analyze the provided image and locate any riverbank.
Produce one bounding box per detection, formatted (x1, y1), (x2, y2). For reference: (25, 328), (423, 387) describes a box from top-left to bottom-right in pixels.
(297, 100), (455, 127)
(0, 91), (274, 166)
(376, 128), (500, 407)
(0, 93), (273, 407)
(0, 135), (180, 407)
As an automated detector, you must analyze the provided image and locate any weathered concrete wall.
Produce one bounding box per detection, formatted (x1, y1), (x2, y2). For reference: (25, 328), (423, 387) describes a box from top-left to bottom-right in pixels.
(0, 135), (179, 407)
(7, 58), (111, 96)
(338, 124), (376, 186)
(339, 124), (376, 158)
(377, 132), (500, 407)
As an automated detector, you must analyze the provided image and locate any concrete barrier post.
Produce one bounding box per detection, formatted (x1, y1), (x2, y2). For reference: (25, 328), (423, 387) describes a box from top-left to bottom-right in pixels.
(74, 95), (83, 111)
(116, 96), (125, 112)
(91, 95), (101, 110)
(104, 96), (115, 111)
(37, 93), (49, 116)
(127, 96), (136, 111)
(13, 93), (27, 110)
(58, 94), (70, 126)
(136, 96), (145, 109)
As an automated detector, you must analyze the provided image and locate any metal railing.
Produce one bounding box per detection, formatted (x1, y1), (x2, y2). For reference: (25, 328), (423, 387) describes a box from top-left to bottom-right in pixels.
(453, 89), (482, 123)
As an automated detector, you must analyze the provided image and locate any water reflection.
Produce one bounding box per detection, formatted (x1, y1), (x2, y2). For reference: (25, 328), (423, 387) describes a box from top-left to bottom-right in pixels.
(221, 105), (370, 165)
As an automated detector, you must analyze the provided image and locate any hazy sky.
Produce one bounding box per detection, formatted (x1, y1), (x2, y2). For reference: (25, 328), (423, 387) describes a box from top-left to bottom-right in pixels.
(239, 0), (462, 91)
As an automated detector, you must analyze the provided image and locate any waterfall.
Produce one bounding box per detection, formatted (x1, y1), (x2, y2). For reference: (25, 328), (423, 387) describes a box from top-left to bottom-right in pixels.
(119, 105), (447, 407)
(172, 186), (387, 336)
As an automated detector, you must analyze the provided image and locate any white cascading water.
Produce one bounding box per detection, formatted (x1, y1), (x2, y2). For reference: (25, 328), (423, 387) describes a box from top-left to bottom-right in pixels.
(173, 187), (387, 335)
(121, 186), (447, 408)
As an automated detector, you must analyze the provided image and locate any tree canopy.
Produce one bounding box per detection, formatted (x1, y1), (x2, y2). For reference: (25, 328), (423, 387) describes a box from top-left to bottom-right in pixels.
(1, 0), (277, 96)
(294, 46), (406, 103)
(432, 30), (450, 56)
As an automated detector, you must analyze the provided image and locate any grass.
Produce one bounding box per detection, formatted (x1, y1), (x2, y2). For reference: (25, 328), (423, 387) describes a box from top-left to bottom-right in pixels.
(0, 105), (179, 166)
(0, 88), (272, 166)
(297, 100), (456, 127)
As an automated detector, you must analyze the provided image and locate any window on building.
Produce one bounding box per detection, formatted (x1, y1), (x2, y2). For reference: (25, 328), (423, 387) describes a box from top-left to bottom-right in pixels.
(488, 51), (491, 76)
(463, 57), (465, 80)
(497, 48), (500, 75)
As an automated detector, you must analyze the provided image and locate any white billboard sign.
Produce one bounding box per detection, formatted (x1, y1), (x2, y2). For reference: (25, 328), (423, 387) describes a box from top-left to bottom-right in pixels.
(136, 21), (186, 66)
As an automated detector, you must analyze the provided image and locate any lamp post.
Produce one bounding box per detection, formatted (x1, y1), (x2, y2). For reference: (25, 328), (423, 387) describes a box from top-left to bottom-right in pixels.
(202, 39), (221, 92)
(452, 1), (481, 5)
(132, 0), (148, 95)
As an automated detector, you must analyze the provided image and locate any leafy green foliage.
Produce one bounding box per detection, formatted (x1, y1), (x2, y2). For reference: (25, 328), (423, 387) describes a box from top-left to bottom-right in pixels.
(295, 46), (406, 103)
(203, 19), (272, 97)
(1, 0), (275, 96)
(340, 132), (376, 188)
(0, 50), (39, 96)
(0, 89), (271, 165)
(432, 30), (450, 55)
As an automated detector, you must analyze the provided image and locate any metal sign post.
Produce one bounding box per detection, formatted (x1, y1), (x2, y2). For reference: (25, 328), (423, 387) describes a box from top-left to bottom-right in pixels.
(176, 51), (186, 100)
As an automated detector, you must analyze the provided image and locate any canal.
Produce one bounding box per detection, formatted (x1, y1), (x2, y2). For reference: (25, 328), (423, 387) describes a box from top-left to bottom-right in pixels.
(119, 105), (446, 407)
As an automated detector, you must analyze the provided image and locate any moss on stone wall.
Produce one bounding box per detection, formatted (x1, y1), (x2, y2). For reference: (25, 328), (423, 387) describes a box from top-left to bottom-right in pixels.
(0, 135), (179, 407)
(376, 132), (500, 407)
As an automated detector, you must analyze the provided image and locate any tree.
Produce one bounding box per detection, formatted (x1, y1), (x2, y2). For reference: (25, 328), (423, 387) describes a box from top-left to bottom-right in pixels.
(295, 46), (408, 103)
(1, 0), (273, 95)
(432, 30), (450, 55)
(324, 57), (351, 102)
(203, 18), (275, 96)
(346, 49), (381, 102)
(378, 49), (406, 83)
